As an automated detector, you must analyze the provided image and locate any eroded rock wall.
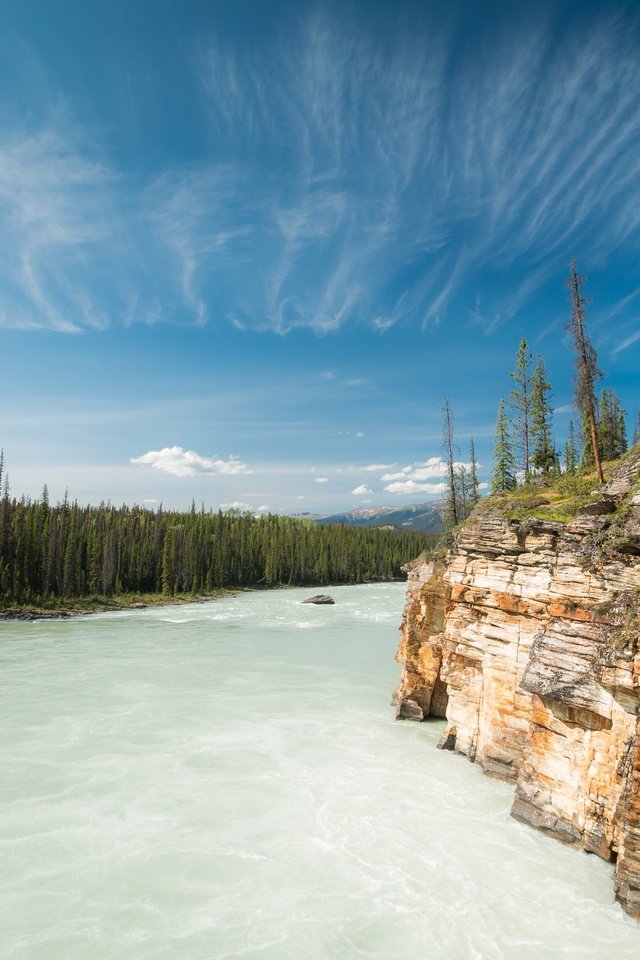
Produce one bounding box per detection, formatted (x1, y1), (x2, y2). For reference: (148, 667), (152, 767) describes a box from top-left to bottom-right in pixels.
(394, 451), (640, 917)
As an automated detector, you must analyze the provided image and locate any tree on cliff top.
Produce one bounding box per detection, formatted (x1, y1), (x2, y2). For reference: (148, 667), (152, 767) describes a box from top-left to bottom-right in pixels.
(564, 419), (578, 475)
(565, 260), (604, 484)
(442, 397), (459, 527)
(508, 337), (533, 478)
(491, 400), (517, 493)
(530, 354), (555, 473)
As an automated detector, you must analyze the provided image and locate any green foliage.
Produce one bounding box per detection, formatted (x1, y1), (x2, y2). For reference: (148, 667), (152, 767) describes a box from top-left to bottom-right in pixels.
(0, 487), (437, 608)
(581, 388), (628, 466)
(598, 387), (628, 460)
(508, 337), (533, 476)
(530, 355), (556, 473)
(491, 399), (517, 493)
(564, 419), (578, 475)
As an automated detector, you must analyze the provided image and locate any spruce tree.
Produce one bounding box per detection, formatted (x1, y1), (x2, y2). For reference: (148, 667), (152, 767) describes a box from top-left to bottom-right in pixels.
(530, 354), (555, 473)
(564, 420), (578, 475)
(508, 338), (533, 478)
(596, 388), (627, 460)
(469, 437), (480, 507)
(633, 411), (640, 447)
(442, 397), (459, 527)
(566, 260), (604, 483)
(491, 400), (517, 493)
(615, 400), (628, 458)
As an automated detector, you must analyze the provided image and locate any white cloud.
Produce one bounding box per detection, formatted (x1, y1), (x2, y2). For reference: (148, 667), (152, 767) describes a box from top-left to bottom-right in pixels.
(314, 476), (329, 483)
(130, 446), (251, 478)
(362, 463), (394, 471)
(352, 484), (372, 495)
(355, 432), (365, 438)
(382, 457), (470, 482)
(384, 480), (447, 495)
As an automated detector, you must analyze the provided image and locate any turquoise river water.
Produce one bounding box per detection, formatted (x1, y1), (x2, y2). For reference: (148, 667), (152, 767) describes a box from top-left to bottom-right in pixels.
(2, 582), (640, 959)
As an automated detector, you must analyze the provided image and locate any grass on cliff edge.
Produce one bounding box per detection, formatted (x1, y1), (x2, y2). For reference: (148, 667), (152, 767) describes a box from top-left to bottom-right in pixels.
(474, 447), (640, 524)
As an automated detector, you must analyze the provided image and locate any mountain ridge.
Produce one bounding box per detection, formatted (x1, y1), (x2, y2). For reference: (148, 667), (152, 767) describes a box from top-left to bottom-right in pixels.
(314, 500), (446, 533)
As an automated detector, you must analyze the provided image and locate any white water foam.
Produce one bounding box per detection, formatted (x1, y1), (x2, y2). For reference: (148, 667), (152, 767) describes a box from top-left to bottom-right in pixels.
(1, 583), (639, 959)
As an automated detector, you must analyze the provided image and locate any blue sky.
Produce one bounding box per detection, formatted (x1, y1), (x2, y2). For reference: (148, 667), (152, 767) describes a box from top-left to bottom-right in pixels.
(1, 0), (639, 513)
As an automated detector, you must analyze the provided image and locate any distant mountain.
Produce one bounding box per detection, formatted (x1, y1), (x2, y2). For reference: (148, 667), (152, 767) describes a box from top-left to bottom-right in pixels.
(315, 500), (446, 533)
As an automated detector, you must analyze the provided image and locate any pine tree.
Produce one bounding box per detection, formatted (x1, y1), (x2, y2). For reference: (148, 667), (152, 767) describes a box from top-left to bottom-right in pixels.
(565, 260), (604, 483)
(456, 463), (468, 520)
(564, 419), (578, 475)
(608, 389), (627, 459)
(508, 338), (533, 478)
(491, 400), (517, 493)
(596, 388), (627, 460)
(442, 397), (459, 527)
(633, 411), (640, 447)
(598, 389), (612, 460)
(469, 437), (480, 507)
(530, 354), (555, 473)
(614, 399), (628, 458)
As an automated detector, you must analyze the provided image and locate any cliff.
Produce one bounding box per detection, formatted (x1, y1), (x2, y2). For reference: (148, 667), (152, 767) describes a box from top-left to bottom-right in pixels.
(394, 449), (640, 917)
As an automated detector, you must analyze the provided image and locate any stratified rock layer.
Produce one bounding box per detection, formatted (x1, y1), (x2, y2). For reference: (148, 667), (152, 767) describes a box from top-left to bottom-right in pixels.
(394, 450), (640, 917)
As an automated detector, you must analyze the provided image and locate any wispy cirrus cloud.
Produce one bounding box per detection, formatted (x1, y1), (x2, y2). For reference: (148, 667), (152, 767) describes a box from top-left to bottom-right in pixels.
(130, 446), (251, 478)
(188, 8), (640, 335)
(3, 8), (640, 340)
(0, 125), (118, 333)
(611, 330), (640, 356)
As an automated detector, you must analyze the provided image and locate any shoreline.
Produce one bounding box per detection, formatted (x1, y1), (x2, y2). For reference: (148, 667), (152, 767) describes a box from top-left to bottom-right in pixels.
(0, 579), (407, 621)
(0, 589), (239, 621)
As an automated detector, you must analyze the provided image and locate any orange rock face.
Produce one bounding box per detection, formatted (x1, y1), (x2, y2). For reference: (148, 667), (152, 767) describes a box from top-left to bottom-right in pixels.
(394, 451), (640, 917)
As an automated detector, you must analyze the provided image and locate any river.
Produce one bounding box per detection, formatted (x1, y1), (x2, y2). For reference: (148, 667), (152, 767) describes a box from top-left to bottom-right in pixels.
(2, 583), (639, 959)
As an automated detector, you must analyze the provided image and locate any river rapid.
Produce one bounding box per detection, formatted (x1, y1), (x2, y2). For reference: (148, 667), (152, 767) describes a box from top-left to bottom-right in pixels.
(2, 583), (639, 959)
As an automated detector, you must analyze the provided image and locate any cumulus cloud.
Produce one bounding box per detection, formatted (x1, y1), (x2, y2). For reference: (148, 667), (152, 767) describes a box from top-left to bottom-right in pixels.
(362, 463), (394, 472)
(220, 501), (269, 513)
(384, 480), (447, 495)
(381, 457), (470, 482)
(352, 484), (372, 495)
(130, 445), (251, 478)
(314, 476), (329, 483)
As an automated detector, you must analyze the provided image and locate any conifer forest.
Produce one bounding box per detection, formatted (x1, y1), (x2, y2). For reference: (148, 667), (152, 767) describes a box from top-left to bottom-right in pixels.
(0, 466), (436, 608)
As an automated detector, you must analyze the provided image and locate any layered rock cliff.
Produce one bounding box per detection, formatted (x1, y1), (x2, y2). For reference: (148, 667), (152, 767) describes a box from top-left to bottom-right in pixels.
(394, 449), (640, 917)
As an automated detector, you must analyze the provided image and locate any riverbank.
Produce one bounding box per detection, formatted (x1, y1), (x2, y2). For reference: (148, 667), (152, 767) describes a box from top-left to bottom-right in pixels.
(0, 589), (238, 620)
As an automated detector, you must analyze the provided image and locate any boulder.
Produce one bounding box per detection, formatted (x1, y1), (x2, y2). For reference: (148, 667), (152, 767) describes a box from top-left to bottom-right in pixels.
(302, 594), (335, 605)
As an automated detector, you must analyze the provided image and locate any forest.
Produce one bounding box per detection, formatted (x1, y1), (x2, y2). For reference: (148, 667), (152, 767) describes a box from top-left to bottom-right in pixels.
(0, 469), (437, 608)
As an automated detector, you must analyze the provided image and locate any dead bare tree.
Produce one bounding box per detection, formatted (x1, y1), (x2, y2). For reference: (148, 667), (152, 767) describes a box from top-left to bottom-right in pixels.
(442, 397), (459, 527)
(565, 259), (604, 484)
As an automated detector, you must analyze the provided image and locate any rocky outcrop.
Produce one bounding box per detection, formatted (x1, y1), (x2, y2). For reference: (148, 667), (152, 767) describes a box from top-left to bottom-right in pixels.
(394, 449), (640, 917)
